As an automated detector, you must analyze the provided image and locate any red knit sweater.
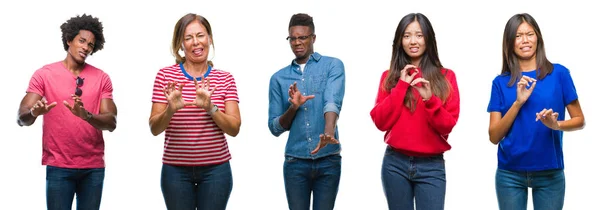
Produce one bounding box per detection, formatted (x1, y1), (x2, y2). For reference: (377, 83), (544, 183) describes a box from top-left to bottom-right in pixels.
(370, 68), (460, 156)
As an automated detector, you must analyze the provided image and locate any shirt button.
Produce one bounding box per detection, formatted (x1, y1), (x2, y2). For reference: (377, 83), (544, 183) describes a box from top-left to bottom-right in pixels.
(308, 138), (312, 142)
(301, 78), (304, 81)
(304, 107), (308, 110)
(306, 123), (310, 126)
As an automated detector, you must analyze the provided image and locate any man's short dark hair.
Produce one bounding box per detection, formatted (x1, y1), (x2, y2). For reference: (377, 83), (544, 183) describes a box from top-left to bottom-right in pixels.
(289, 13), (315, 33)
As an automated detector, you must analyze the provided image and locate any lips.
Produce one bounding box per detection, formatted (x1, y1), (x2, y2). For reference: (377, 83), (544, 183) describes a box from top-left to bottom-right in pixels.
(409, 47), (419, 53)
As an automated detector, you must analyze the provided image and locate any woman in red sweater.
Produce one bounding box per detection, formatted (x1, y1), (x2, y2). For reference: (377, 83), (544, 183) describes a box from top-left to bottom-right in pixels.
(370, 13), (460, 210)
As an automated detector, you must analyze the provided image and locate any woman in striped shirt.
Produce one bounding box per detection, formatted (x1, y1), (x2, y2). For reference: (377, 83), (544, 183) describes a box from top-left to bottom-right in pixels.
(149, 13), (241, 210)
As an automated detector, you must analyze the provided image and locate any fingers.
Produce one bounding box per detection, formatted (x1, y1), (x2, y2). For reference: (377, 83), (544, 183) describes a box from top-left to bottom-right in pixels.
(410, 78), (430, 87)
(293, 82), (298, 92)
(305, 95), (316, 100)
(178, 83), (185, 91)
(63, 100), (73, 110)
(528, 80), (537, 91)
(193, 77), (198, 89)
(310, 144), (321, 155)
(535, 108), (554, 121)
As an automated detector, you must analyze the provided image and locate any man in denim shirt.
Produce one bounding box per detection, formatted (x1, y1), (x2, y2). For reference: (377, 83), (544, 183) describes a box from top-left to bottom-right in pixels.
(268, 13), (345, 210)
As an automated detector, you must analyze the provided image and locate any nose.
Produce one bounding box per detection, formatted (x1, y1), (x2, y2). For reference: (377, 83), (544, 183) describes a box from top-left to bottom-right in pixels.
(192, 37), (200, 46)
(409, 36), (417, 45)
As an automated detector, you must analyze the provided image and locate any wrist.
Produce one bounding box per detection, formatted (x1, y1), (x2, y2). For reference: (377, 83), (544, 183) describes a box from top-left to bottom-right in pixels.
(83, 110), (93, 122)
(513, 100), (524, 107)
(207, 104), (219, 115)
(29, 108), (38, 117)
(554, 121), (562, 130)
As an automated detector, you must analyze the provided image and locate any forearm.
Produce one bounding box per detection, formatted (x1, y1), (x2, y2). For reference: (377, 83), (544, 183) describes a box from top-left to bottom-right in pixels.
(324, 112), (338, 135)
(279, 104), (299, 130)
(211, 110), (241, 137)
(149, 106), (175, 136)
(557, 116), (585, 131)
(489, 102), (522, 144)
(87, 112), (117, 132)
(17, 107), (37, 126)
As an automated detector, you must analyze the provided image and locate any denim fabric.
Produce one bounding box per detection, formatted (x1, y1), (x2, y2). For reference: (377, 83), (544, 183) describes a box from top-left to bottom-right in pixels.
(268, 52), (345, 159)
(46, 165), (105, 210)
(496, 168), (565, 210)
(381, 146), (446, 210)
(161, 162), (233, 210)
(283, 154), (342, 210)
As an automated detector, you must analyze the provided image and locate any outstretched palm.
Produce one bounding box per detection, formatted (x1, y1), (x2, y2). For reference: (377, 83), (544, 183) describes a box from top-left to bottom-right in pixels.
(164, 82), (186, 112)
(187, 77), (215, 110)
(288, 82), (315, 108)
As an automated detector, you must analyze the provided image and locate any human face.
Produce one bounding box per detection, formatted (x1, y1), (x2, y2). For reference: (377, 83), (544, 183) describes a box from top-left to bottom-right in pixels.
(67, 30), (95, 64)
(182, 20), (211, 64)
(402, 21), (426, 65)
(288, 26), (315, 64)
(514, 22), (537, 61)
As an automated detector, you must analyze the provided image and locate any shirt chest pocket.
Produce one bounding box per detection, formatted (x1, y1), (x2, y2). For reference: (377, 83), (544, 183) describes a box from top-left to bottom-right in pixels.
(309, 73), (327, 94)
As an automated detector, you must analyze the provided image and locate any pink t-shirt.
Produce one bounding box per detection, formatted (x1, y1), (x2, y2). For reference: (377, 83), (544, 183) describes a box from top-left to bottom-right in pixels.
(27, 61), (113, 168)
(152, 64), (239, 166)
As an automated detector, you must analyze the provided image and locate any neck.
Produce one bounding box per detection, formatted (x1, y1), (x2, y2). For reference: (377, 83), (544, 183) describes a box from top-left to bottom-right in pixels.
(411, 57), (421, 67)
(63, 56), (85, 75)
(519, 56), (537, 72)
(183, 61), (209, 77)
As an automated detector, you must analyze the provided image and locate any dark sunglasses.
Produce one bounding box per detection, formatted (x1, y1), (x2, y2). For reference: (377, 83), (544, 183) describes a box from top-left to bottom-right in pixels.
(286, 34), (314, 42)
(75, 76), (84, 97)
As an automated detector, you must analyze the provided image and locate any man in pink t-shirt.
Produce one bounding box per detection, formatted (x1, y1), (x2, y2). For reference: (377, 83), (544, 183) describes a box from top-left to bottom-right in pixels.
(16, 14), (118, 210)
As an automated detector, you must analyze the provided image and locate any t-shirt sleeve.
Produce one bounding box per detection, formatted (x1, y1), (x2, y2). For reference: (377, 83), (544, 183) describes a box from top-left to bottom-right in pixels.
(101, 73), (114, 99)
(26, 68), (45, 96)
(224, 72), (239, 103)
(487, 78), (503, 112)
(560, 66), (578, 105)
(152, 69), (168, 103)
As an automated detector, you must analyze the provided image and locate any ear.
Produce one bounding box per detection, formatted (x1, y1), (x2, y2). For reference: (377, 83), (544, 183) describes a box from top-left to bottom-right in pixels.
(312, 34), (316, 44)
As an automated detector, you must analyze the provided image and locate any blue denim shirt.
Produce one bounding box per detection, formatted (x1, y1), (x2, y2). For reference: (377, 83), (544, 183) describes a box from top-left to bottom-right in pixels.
(268, 52), (345, 159)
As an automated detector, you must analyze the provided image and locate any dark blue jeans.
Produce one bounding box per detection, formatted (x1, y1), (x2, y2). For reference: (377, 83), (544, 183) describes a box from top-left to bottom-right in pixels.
(161, 161), (233, 210)
(46, 165), (105, 210)
(496, 168), (565, 210)
(381, 146), (446, 210)
(283, 154), (342, 210)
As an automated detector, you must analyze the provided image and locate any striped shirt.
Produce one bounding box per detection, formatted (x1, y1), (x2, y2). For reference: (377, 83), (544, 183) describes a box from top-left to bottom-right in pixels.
(152, 64), (239, 166)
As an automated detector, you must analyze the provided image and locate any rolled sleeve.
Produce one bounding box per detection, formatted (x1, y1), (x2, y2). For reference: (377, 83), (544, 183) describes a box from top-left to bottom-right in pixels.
(323, 59), (345, 116)
(269, 116), (287, 137)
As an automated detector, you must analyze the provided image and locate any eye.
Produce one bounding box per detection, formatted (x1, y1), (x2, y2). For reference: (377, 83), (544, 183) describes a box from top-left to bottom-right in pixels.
(79, 39), (85, 43)
(417, 34), (423, 38)
(403, 35), (410, 39)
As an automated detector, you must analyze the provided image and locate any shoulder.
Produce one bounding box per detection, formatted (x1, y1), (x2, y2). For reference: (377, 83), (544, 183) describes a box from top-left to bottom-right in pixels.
(440, 68), (455, 77)
(210, 68), (235, 79)
(271, 64), (291, 79)
(551, 63), (569, 74)
(319, 54), (344, 66)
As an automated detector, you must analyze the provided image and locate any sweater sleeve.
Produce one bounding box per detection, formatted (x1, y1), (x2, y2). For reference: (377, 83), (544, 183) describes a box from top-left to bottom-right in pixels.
(424, 69), (460, 136)
(370, 71), (410, 131)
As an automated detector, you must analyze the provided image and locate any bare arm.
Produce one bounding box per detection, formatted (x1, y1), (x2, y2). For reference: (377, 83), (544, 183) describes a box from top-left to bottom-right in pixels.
(488, 102), (523, 144)
(210, 101), (241, 137)
(87, 98), (117, 132)
(149, 103), (175, 136)
(17, 93), (45, 126)
(557, 99), (585, 131)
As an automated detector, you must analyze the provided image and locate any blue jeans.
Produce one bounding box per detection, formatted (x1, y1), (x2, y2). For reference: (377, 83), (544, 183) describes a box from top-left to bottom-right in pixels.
(496, 168), (565, 210)
(381, 146), (446, 210)
(161, 161), (233, 210)
(46, 165), (105, 210)
(283, 154), (342, 210)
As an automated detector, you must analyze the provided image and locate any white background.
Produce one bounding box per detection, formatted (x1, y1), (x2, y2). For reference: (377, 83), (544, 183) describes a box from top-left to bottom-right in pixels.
(1, 0), (597, 209)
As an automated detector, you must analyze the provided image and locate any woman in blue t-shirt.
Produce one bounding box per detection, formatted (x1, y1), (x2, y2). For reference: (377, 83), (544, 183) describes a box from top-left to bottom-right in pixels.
(487, 13), (585, 210)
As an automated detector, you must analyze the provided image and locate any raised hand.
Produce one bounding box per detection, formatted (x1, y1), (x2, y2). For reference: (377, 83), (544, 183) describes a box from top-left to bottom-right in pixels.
(311, 133), (340, 155)
(536, 108), (560, 130)
(63, 94), (88, 119)
(186, 77), (215, 110)
(30, 99), (57, 117)
(400, 64), (419, 84)
(164, 82), (187, 113)
(288, 82), (315, 108)
(516, 75), (537, 104)
(410, 77), (432, 101)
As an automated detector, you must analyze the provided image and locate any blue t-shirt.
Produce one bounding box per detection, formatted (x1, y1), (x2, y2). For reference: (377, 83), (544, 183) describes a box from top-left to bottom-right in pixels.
(487, 63), (578, 172)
